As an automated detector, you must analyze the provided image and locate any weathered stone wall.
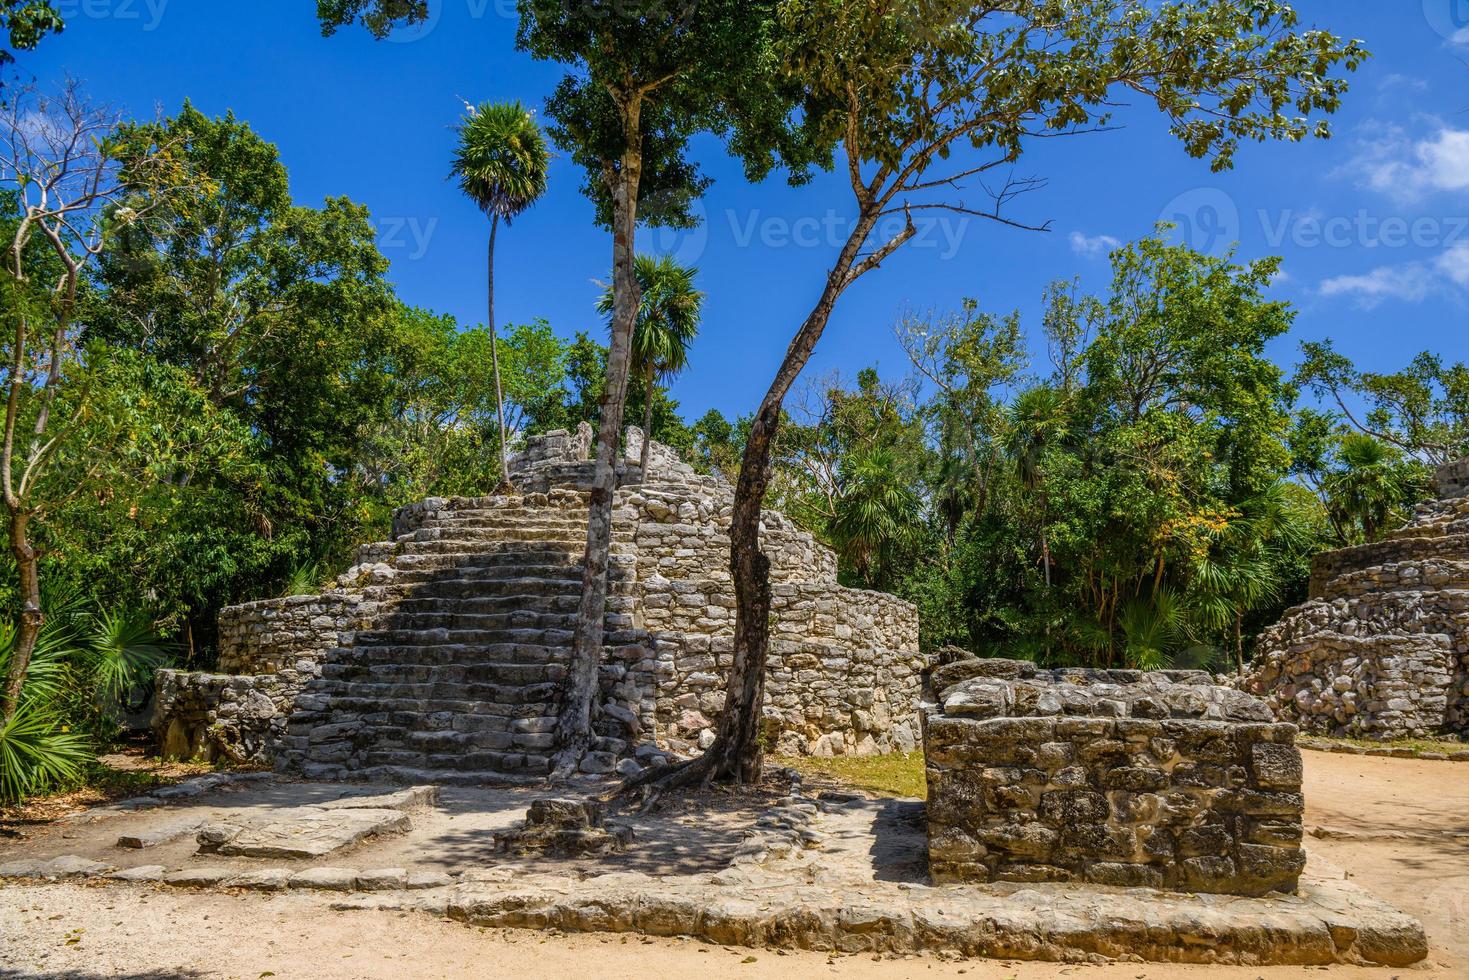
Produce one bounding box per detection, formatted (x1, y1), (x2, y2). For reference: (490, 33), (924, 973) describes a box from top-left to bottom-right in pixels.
(924, 659), (1305, 897)
(218, 593), (375, 675)
(1238, 457), (1469, 741)
(152, 671), (295, 764)
(1438, 458), (1469, 499)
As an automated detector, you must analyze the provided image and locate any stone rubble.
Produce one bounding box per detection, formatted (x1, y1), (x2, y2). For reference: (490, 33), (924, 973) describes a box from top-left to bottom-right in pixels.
(491, 798), (635, 858)
(1237, 457), (1469, 741)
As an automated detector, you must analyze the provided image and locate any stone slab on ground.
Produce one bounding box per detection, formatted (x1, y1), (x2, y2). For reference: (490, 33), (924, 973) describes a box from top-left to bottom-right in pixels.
(317, 786), (438, 812)
(414, 861), (1421, 968)
(116, 816), (203, 849)
(0, 855), (112, 879)
(201, 806), (413, 859)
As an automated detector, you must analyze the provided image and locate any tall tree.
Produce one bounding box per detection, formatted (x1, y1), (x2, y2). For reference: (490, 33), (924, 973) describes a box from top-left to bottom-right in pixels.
(314, 0), (813, 777)
(597, 254), (702, 480)
(633, 0), (1364, 794)
(451, 101), (549, 490)
(0, 83), (181, 721)
(89, 102), (396, 645)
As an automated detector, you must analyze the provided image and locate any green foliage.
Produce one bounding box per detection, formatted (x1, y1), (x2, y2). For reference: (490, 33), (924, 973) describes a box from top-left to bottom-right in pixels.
(1297, 340), (1469, 464)
(452, 101), (549, 224)
(775, 236), (1330, 666)
(0, 0), (62, 72)
(0, 594), (169, 803)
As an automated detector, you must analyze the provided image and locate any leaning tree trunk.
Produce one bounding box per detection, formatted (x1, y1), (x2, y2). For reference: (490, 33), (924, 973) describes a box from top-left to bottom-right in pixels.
(553, 98), (645, 780)
(487, 214), (513, 492)
(0, 509), (42, 723)
(622, 219), (881, 797)
(639, 367), (656, 482)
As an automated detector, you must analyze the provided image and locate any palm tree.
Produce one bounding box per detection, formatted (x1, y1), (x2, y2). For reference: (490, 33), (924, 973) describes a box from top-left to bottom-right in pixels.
(451, 100), (549, 490)
(597, 254), (702, 481)
(1323, 434), (1420, 544)
(1005, 386), (1068, 588)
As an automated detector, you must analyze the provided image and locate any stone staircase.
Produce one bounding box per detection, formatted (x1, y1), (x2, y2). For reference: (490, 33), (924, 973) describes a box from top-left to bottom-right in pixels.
(280, 491), (641, 783)
(1237, 459), (1469, 740)
(154, 424), (925, 778)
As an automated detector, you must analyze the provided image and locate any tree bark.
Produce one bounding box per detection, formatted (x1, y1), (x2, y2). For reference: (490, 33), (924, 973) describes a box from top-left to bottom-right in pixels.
(622, 218), (882, 797)
(488, 214), (513, 492)
(0, 508), (42, 723)
(553, 95), (644, 780)
(639, 367), (655, 482)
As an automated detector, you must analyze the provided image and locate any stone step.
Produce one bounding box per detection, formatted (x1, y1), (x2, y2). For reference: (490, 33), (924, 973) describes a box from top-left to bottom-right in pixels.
(406, 517), (589, 535)
(355, 627), (576, 648)
(369, 593), (640, 618)
(309, 678), (563, 705)
(399, 575), (587, 599)
(377, 566), (637, 591)
(1313, 559), (1469, 603)
(316, 765), (546, 787)
(293, 697), (556, 721)
(373, 610), (580, 632)
(382, 594), (584, 615)
(322, 661), (568, 687)
(379, 558), (584, 581)
(361, 755), (554, 777)
(1310, 533), (1469, 597)
(388, 544), (583, 566)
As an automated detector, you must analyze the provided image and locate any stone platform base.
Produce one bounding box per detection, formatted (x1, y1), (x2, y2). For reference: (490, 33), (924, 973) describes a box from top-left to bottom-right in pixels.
(0, 851), (1426, 967)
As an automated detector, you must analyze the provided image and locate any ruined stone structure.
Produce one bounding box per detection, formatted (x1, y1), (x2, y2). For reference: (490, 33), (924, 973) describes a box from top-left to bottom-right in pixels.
(154, 426), (924, 778)
(1236, 458), (1469, 741)
(923, 658), (1306, 896)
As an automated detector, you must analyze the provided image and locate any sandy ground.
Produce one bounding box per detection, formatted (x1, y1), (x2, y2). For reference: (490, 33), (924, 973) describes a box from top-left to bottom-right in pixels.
(0, 749), (1465, 979)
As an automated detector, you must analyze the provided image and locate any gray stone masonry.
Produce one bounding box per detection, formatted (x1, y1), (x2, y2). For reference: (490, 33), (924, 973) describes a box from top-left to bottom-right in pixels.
(1236, 456), (1469, 740)
(923, 658), (1306, 897)
(154, 426), (923, 775)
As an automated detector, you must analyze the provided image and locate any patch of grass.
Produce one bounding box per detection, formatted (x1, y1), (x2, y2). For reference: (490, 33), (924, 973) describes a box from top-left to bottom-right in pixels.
(776, 750), (927, 800)
(1299, 734), (1467, 756)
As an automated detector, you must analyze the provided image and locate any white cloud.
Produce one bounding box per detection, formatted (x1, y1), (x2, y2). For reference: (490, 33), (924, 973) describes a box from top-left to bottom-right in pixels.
(1378, 74), (1429, 92)
(1347, 125), (1469, 203)
(1319, 265), (1436, 308)
(1069, 231), (1121, 258)
(1318, 243), (1469, 309)
(1437, 241), (1469, 287)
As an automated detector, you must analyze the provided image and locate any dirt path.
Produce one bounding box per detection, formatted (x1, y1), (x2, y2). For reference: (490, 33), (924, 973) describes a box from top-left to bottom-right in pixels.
(0, 750), (1464, 978)
(1297, 750), (1469, 971)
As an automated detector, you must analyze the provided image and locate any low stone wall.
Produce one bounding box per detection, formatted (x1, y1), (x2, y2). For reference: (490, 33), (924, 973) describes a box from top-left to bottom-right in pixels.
(1309, 535), (1469, 597)
(923, 660), (1305, 896)
(218, 593), (375, 675)
(152, 671), (297, 764)
(1238, 627), (1465, 740)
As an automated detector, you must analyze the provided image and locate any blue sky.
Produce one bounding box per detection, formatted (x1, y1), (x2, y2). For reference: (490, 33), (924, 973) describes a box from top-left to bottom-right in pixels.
(17, 1), (1469, 422)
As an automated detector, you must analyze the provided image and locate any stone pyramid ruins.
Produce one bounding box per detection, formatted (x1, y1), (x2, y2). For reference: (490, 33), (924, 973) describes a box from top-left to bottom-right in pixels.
(1237, 458), (1469, 740)
(154, 426), (923, 780)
